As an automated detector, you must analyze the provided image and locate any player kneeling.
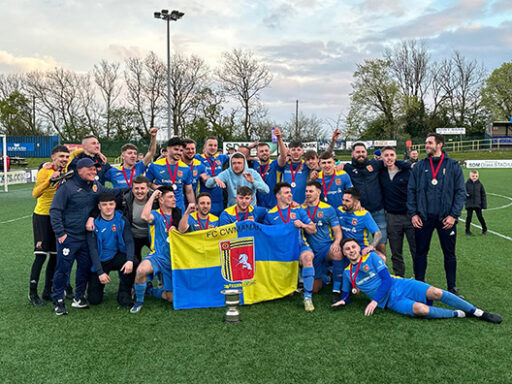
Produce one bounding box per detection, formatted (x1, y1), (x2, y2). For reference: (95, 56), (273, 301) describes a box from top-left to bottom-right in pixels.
(130, 187), (181, 313)
(87, 192), (137, 308)
(333, 238), (502, 324)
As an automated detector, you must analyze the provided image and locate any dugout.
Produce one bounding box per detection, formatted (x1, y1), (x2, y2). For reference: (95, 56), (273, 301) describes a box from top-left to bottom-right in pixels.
(0, 136), (60, 158)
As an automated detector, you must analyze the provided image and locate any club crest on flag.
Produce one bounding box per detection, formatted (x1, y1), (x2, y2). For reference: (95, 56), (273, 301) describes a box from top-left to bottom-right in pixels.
(219, 237), (255, 282)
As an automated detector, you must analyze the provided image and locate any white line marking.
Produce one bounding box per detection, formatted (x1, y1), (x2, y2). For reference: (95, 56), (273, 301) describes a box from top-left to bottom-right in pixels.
(487, 193), (512, 211)
(0, 214), (31, 224)
(459, 218), (512, 241)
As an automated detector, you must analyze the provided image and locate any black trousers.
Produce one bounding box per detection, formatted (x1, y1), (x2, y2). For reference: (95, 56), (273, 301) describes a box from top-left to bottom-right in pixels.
(386, 212), (416, 277)
(466, 208), (487, 232)
(413, 216), (457, 289)
(133, 236), (150, 263)
(87, 252), (138, 306)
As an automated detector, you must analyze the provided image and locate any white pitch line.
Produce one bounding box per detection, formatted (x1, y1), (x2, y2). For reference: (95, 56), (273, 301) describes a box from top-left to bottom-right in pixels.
(486, 193), (512, 211)
(458, 218), (512, 241)
(0, 214), (31, 224)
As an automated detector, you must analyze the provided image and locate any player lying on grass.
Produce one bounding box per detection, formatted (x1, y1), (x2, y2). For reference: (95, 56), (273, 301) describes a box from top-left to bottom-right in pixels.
(332, 238), (502, 324)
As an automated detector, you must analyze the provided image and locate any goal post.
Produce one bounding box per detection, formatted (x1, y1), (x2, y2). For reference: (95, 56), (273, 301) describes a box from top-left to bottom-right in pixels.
(1, 134), (7, 192)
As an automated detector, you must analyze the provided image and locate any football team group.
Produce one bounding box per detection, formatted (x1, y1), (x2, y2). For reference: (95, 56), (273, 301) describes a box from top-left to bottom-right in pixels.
(27, 126), (502, 323)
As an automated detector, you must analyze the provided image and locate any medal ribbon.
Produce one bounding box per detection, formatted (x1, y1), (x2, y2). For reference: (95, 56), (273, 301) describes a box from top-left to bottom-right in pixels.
(159, 209), (173, 232)
(277, 205), (291, 223)
(289, 161), (302, 185)
(307, 203), (320, 222)
(204, 154), (216, 176)
(165, 159), (179, 185)
(122, 167), (135, 187)
(235, 207), (250, 222)
(428, 152), (445, 181)
(322, 172), (335, 198)
(259, 162), (270, 179)
(197, 214), (209, 230)
(350, 258), (363, 291)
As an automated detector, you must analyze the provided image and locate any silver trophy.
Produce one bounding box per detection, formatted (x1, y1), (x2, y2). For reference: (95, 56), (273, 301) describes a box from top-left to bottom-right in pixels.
(221, 289), (242, 323)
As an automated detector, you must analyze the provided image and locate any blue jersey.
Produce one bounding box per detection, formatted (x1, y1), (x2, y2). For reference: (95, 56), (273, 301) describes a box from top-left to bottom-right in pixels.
(104, 161), (147, 188)
(148, 209), (174, 261)
(253, 159), (279, 208)
(219, 205), (267, 226)
(195, 153), (230, 215)
(302, 202), (339, 252)
(337, 208), (379, 248)
(278, 160), (310, 204)
(342, 252), (391, 308)
(145, 159), (193, 211)
(184, 158), (206, 206)
(187, 212), (219, 232)
(316, 170), (352, 209)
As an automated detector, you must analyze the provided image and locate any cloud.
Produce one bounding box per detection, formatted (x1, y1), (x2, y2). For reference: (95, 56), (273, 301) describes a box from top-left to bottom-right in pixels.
(0, 50), (58, 72)
(493, 0), (512, 13)
(359, 0), (406, 16)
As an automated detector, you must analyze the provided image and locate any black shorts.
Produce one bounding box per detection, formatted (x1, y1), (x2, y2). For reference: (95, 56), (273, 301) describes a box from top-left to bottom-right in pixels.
(33, 213), (56, 253)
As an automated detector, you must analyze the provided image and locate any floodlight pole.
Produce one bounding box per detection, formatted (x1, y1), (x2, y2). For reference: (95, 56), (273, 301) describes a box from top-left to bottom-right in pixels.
(154, 9), (184, 139)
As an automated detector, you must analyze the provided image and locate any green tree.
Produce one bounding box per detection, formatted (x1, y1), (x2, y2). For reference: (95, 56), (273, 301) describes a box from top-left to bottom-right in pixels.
(482, 61), (512, 121)
(0, 91), (43, 136)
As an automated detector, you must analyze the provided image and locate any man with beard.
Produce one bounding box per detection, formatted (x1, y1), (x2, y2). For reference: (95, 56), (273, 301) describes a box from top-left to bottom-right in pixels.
(145, 137), (195, 212)
(343, 142), (411, 257)
(302, 181), (345, 300)
(253, 142), (280, 209)
(264, 182), (317, 312)
(178, 193), (219, 232)
(205, 152), (269, 208)
(219, 186), (267, 225)
(336, 187), (385, 261)
(181, 138), (207, 205)
(195, 136), (230, 216)
(104, 127), (158, 188)
(407, 133), (466, 298)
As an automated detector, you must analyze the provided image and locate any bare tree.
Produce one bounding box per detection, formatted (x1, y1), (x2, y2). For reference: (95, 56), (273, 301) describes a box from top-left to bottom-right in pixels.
(124, 52), (166, 138)
(94, 60), (121, 139)
(385, 40), (430, 100)
(168, 54), (209, 137)
(283, 111), (325, 141)
(217, 49), (272, 138)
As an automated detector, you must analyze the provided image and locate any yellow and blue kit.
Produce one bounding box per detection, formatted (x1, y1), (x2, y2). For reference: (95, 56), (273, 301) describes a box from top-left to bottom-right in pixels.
(337, 207), (379, 248)
(253, 159), (279, 208)
(278, 160), (310, 204)
(316, 170), (352, 209)
(104, 161), (147, 188)
(195, 153), (230, 216)
(145, 159), (193, 211)
(187, 211), (219, 232)
(219, 205), (267, 226)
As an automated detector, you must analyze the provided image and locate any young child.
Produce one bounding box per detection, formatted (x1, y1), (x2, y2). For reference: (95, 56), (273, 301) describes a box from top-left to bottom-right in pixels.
(465, 170), (487, 236)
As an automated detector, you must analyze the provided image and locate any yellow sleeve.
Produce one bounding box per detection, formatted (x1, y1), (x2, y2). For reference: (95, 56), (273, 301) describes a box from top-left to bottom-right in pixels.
(32, 168), (53, 199)
(65, 148), (84, 171)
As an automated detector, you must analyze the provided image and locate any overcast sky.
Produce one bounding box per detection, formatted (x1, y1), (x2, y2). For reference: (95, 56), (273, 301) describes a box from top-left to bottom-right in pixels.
(1, 0), (511, 125)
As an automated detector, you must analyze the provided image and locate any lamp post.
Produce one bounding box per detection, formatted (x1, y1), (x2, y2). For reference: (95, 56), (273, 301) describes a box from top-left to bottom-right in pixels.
(154, 9), (184, 139)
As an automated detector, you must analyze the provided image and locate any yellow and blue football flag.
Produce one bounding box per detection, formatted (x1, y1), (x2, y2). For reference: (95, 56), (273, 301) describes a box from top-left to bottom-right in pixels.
(169, 221), (300, 310)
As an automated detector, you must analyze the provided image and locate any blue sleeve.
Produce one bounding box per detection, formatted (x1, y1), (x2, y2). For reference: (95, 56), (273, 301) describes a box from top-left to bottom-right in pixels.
(135, 161), (147, 175)
(341, 270), (351, 304)
(183, 167), (193, 185)
(365, 212), (379, 234)
(251, 170), (270, 194)
(264, 212), (272, 225)
(450, 163), (466, 219)
(341, 291), (350, 304)
(326, 207), (340, 228)
(407, 165), (419, 217)
(49, 184), (69, 238)
(145, 164), (156, 183)
(122, 216), (135, 262)
(87, 229), (103, 275)
(372, 268), (393, 304)
(255, 207), (267, 223)
(396, 160), (412, 169)
(103, 168), (113, 182)
(343, 173), (352, 188)
(299, 207), (311, 224)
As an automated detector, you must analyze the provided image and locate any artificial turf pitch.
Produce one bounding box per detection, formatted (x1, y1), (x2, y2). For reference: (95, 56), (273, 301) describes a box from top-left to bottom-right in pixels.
(0, 169), (511, 383)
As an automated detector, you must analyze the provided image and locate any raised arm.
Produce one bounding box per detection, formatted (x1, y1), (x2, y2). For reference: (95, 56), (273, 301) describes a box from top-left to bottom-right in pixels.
(142, 127), (158, 166)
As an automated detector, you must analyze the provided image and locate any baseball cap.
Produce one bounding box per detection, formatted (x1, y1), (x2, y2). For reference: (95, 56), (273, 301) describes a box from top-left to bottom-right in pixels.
(76, 158), (97, 169)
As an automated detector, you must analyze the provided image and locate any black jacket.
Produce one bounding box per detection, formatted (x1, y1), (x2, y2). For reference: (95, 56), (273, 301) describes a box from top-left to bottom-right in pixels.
(379, 166), (411, 214)
(120, 190), (158, 225)
(465, 179), (487, 209)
